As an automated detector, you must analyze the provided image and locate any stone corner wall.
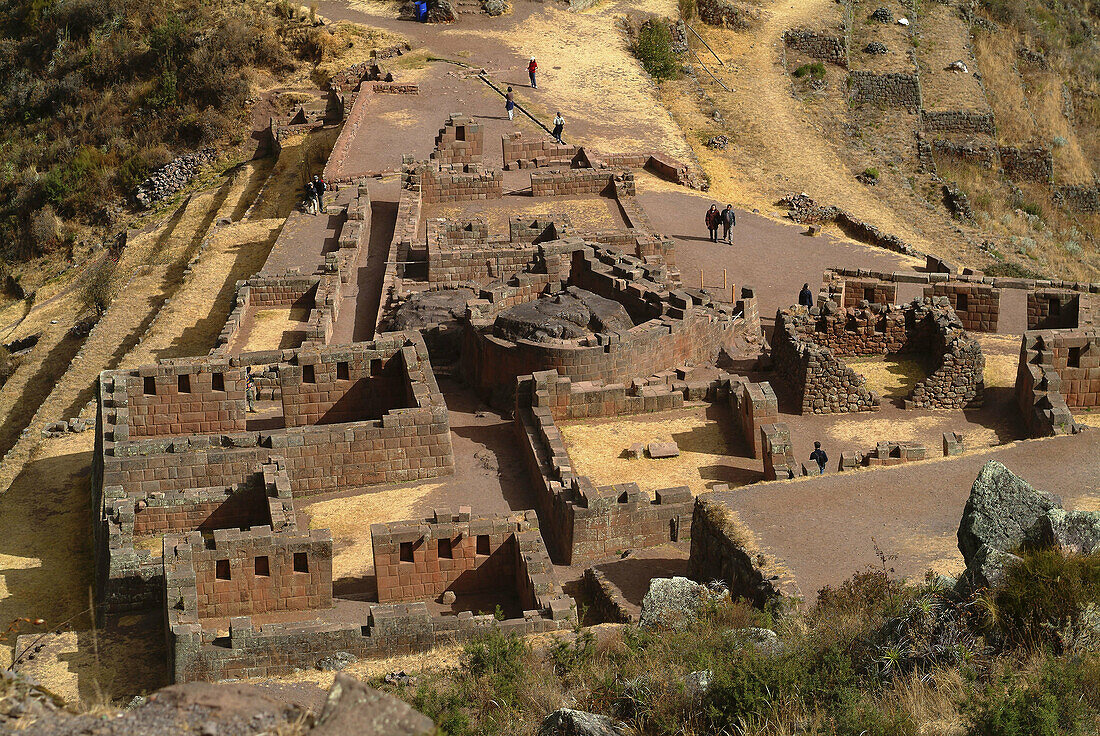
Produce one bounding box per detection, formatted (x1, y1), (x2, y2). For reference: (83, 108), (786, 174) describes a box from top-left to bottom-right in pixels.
(783, 28), (848, 67)
(687, 495), (781, 606)
(847, 71), (921, 110)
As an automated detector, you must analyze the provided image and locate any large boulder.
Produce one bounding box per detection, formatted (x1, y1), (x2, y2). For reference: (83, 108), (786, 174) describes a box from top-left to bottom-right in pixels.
(639, 576), (728, 630)
(1035, 508), (1100, 555)
(957, 460), (1061, 566)
(312, 673), (435, 735)
(538, 708), (624, 736)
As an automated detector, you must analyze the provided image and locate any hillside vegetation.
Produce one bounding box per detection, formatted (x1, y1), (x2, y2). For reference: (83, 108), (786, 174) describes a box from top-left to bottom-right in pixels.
(0, 0), (350, 292)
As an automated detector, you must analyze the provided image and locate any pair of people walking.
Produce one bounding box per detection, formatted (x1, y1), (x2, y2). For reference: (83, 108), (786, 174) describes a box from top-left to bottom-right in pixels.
(304, 175), (326, 215)
(705, 204), (736, 243)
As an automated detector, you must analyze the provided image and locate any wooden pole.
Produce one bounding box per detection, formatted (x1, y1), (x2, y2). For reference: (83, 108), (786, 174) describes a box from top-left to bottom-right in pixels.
(685, 23), (724, 66)
(723, 269), (727, 289)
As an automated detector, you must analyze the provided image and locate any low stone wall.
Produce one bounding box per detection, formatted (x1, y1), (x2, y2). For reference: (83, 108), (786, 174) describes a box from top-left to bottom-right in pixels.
(999, 145), (1054, 182)
(431, 114), (485, 166)
(686, 496), (780, 606)
(760, 422), (799, 480)
(1054, 184), (1100, 213)
(847, 71), (921, 110)
(409, 163), (504, 205)
(920, 110), (996, 136)
(697, 0), (762, 29)
(838, 441), (926, 470)
(728, 378), (779, 459)
(502, 133), (579, 170)
(923, 281), (1001, 332)
(783, 28), (848, 67)
(1028, 289), (1081, 329)
(930, 137), (998, 168)
(530, 169), (634, 198)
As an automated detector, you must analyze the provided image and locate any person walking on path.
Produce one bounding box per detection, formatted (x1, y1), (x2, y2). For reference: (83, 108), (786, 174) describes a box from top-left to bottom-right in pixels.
(245, 368), (257, 413)
(527, 57), (538, 88)
(552, 112), (565, 144)
(810, 441), (828, 475)
(304, 178), (317, 215)
(313, 175), (326, 215)
(505, 87), (515, 121)
(799, 283), (814, 308)
(705, 204), (720, 242)
(721, 204), (736, 243)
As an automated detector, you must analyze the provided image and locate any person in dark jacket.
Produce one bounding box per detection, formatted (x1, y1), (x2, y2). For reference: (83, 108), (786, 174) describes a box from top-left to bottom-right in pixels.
(705, 204), (720, 242)
(721, 204), (736, 243)
(313, 175), (326, 215)
(810, 441), (828, 474)
(799, 283), (814, 308)
(552, 112), (565, 144)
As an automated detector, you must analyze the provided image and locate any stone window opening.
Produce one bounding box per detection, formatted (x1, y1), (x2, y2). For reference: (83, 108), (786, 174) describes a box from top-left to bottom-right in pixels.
(476, 535), (490, 556)
(956, 293), (969, 313)
(336, 361), (350, 380)
(212, 372), (225, 392)
(254, 556), (270, 577)
(1068, 346), (1082, 369)
(863, 287), (876, 303)
(1050, 299), (1062, 317)
(370, 358), (384, 377)
(400, 541), (414, 562)
(143, 376), (156, 395)
(303, 364), (315, 383)
(438, 538), (453, 559)
(455, 126), (466, 141)
(215, 559), (231, 580)
(178, 374), (191, 394)
(293, 552), (309, 573)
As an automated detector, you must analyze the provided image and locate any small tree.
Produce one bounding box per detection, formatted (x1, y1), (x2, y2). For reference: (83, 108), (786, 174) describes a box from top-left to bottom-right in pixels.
(81, 259), (117, 317)
(633, 20), (680, 81)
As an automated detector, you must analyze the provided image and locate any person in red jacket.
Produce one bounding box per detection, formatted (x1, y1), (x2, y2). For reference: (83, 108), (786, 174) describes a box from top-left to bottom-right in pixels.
(527, 57), (538, 88)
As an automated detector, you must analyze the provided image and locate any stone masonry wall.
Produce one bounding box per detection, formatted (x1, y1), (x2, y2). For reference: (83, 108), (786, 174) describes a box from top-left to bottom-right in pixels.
(119, 361), (247, 438)
(431, 114), (484, 166)
(1015, 330), (1087, 437)
(728, 378), (779, 459)
(1054, 184), (1100, 213)
(687, 495), (780, 606)
(923, 281), (1000, 332)
(920, 110), (996, 136)
(999, 146), (1054, 182)
(847, 71), (921, 110)
(372, 510), (526, 603)
(502, 132), (579, 170)
(530, 170), (635, 198)
(1028, 290), (1081, 330)
(783, 28), (848, 67)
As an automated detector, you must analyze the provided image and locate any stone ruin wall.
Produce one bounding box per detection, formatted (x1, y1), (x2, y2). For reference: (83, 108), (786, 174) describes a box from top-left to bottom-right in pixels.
(783, 28), (849, 67)
(771, 308), (879, 414)
(920, 110), (996, 137)
(999, 145), (1054, 182)
(514, 370), (695, 565)
(167, 511), (576, 682)
(924, 281), (1001, 332)
(502, 132), (578, 171)
(1015, 329), (1092, 437)
(1054, 184), (1100, 214)
(773, 300), (984, 412)
(847, 71), (922, 110)
(686, 496), (780, 606)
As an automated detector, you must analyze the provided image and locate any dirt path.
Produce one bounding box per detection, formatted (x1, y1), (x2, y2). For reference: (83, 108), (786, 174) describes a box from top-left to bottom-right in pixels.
(712, 431), (1100, 600)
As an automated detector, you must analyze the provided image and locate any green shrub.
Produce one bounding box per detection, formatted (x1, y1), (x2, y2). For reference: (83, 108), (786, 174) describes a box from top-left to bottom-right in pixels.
(987, 549), (1100, 651)
(862, 167), (880, 180)
(963, 658), (1100, 736)
(632, 20), (679, 81)
(794, 62), (826, 79)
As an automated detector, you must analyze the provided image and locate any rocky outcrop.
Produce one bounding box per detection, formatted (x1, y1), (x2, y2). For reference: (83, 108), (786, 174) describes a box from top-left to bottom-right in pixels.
(493, 287), (634, 343)
(957, 461), (1100, 591)
(538, 708), (625, 736)
(134, 148), (217, 209)
(312, 673), (435, 735)
(640, 576), (729, 629)
(696, 0), (761, 29)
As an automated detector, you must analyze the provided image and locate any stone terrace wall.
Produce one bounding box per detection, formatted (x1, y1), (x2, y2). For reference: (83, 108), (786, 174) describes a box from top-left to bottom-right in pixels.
(1015, 330), (1087, 436)
(164, 527), (333, 620)
(783, 28), (848, 67)
(920, 110), (996, 136)
(514, 370), (694, 564)
(372, 510), (527, 603)
(1054, 184), (1100, 213)
(848, 71), (922, 110)
(999, 146), (1054, 182)
(687, 495), (780, 606)
(923, 281), (1000, 332)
